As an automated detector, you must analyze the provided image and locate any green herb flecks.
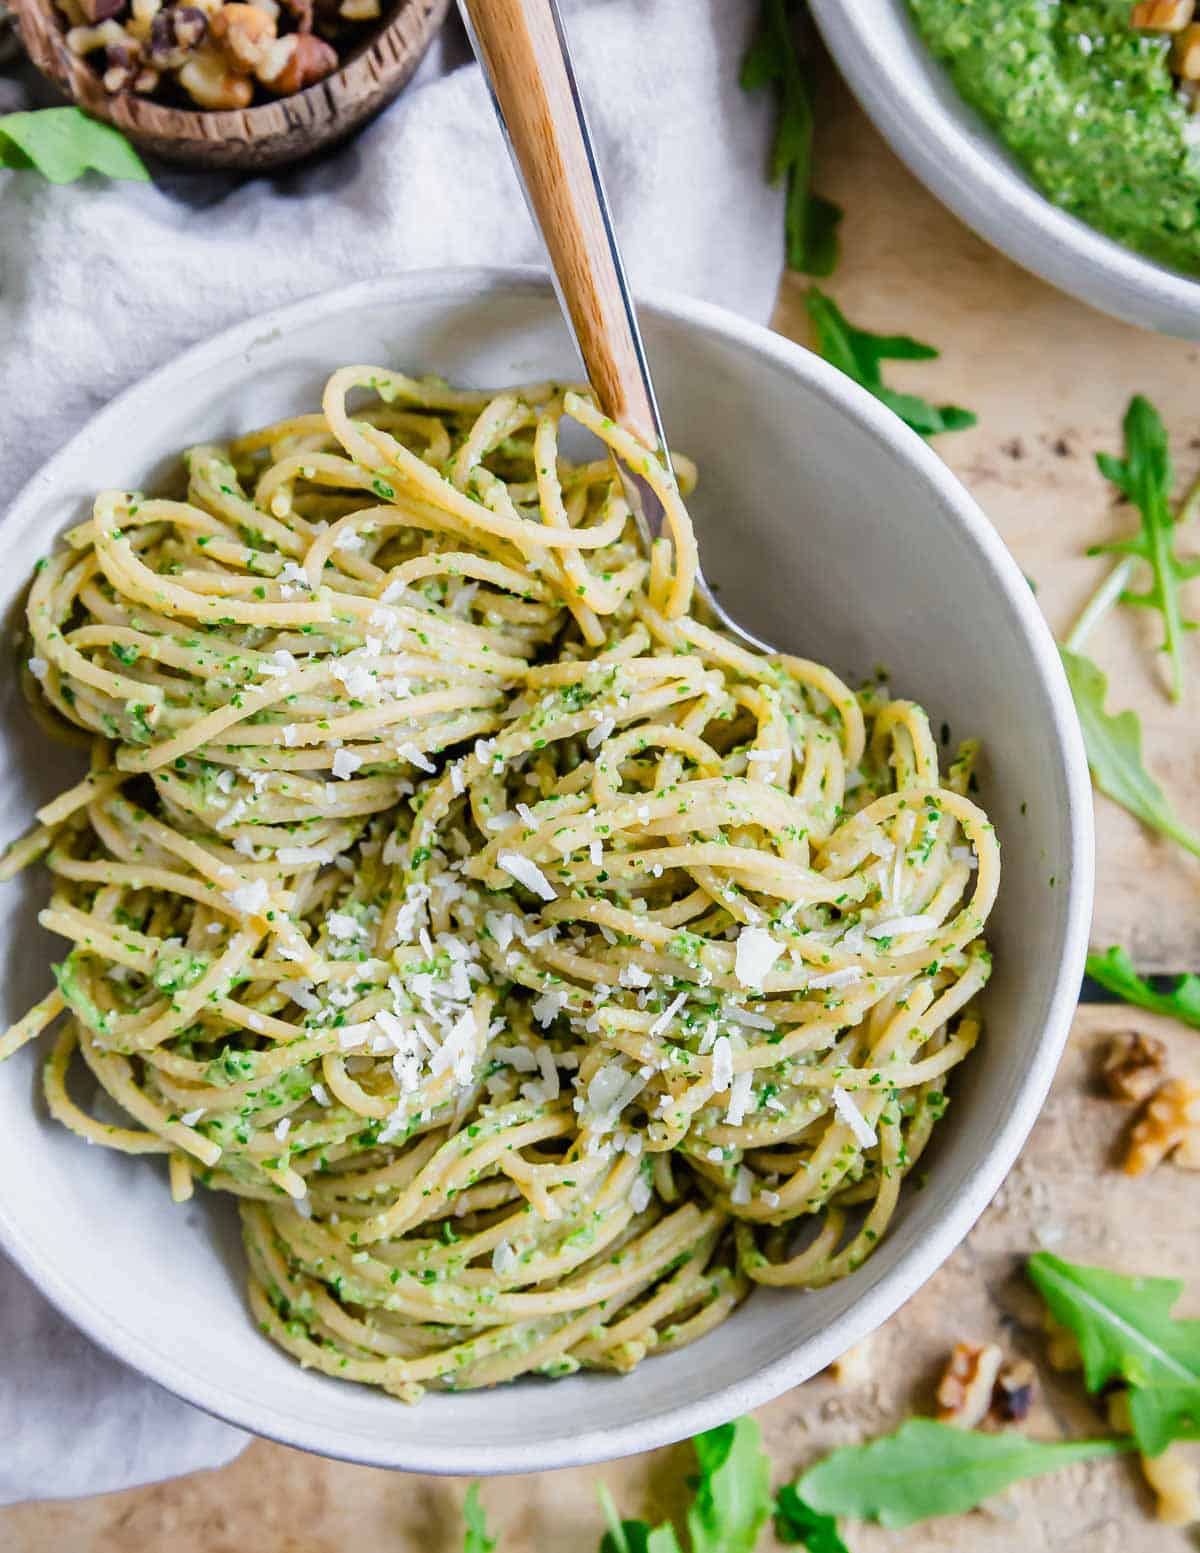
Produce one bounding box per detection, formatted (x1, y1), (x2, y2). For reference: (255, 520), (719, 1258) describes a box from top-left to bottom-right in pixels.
(805, 290), (976, 439)
(0, 108), (149, 184)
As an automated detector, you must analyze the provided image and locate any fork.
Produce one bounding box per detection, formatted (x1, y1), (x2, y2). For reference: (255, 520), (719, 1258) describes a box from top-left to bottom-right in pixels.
(458, 0), (772, 654)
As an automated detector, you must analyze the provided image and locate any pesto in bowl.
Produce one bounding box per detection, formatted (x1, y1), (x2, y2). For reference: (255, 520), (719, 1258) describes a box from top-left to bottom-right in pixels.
(909, 0), (1200, 275)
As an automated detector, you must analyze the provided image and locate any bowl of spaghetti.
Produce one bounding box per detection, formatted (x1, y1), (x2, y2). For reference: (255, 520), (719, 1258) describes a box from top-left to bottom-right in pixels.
(0, 269), (1091, 1472)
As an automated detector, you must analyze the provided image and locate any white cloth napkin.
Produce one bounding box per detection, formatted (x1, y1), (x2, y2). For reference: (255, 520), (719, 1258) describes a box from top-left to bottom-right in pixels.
(0, 0), (783, 1503)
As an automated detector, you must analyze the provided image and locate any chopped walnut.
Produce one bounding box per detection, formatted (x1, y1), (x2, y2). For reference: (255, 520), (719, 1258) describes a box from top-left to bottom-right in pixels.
(257, 28), (335, 91)
(1173, 23), (1200, 79)
(989, 1357), (1037, 1424)
(147, 5), (206, 68)
(80, 0), (127, 24)
(101, 37), (143, 88)
(1142, 1446), (1200, 1525)
(177, 42), (252, 107)
(1042, 1309), (1082, 1372)
(65, 17), (126, 53)
(828, 1334), (875, 1386)
(1100, 1030), (1166, 1103)
(1106, 1387), (1134, 1434)
(936, 1341), (1004, 1429)
(53, 0), (370, 101)
(1124, 1078), (1200, 1176)
(125, 0), (161, 39)
(1131, 0), (1195, 28)
(1175, 1128), (1200, 1168)
(211, 2), (275, 70)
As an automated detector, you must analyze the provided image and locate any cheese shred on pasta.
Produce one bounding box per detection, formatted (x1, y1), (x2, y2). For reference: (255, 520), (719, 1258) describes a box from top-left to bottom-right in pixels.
(0, 368), (998, 1400)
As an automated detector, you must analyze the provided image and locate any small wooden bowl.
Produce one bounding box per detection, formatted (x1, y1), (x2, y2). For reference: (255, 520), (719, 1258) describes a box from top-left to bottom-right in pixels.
(13, 0), (450, 171)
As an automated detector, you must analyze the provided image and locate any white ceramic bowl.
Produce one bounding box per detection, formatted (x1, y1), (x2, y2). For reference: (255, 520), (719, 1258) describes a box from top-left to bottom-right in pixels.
(0, 269), (1093, 1473)
(810, 0), (1200, 337)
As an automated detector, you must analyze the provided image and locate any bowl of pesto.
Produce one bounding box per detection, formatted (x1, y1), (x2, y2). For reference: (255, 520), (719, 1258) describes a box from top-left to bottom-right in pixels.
(809, 0), (1200, 336)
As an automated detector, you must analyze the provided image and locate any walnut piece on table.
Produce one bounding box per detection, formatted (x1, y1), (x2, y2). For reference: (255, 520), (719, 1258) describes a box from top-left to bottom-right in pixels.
(1141, 1446), (1200, 1526)
(1042, 1309), (1083, 1372)
(936, 1342), (1005, 1429)
(1130, 0), (1195, 29)
(828, 1333), (875, 1386)
(1100, 1030), (1167, 1103)
(990, 1358), (1037, 1424)
(1123, 1078), (1200, 1176)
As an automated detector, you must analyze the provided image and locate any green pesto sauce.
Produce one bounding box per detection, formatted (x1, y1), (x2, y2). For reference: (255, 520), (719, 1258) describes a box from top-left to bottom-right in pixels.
(908, 0), (1200, 273)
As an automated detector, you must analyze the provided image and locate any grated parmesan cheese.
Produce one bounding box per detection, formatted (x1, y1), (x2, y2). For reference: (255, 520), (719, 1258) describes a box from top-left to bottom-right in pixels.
(649, 991), (687, 1038)
(734, 926), (784, 990)
(224, 878), (269, 916)
(809, 967), (864, 991)
(497, 852), (557, 901)
(710, 1034), (734, 1093)
(831, 1084), (878, 1148)
(725, 1069), (753, 1127)
(866, 914), (937, 940)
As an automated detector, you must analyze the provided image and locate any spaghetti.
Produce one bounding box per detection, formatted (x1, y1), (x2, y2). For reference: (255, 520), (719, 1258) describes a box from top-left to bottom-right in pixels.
(0, 369), (998, 1399)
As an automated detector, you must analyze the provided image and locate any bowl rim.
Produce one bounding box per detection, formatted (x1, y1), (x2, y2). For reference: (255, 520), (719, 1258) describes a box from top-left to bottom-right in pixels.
(809, 0), (1200, 338)
(0, 267), (1095, 1473)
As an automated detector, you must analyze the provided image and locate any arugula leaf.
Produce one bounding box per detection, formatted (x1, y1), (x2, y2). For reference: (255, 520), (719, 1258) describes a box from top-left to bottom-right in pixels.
(1028, 1254), (1200, 1457)
(741, 0), (843, 275)
(0, 108), (149, 185)
(774, 1484), (850, 1551)
(1085, 945), (1200, 1028)
(1059, 646), (1200, 857)
(463, 1484), (498, 1553)
(794, 1418), (1125, 1528)
(686, 1418), (773, 1553)
(597, 1485), (682, 1553)
(1090, 396), (1200, 703)
(805, 289), (977, 439)
(598, 1521), (683, 1553)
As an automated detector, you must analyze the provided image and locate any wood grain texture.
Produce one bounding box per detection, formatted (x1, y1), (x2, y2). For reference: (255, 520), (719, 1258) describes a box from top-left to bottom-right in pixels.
(3, 53), (1200, 1553)
(460, 0), (659, 448)
(13, 0), (450, 170)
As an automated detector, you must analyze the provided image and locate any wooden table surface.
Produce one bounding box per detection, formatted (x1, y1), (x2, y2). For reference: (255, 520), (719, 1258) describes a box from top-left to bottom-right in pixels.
(4, 56), (1200, 1553)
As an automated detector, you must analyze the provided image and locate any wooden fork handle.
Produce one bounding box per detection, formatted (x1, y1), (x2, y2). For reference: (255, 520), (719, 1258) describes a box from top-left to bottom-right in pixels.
(459, 0), (663, 451)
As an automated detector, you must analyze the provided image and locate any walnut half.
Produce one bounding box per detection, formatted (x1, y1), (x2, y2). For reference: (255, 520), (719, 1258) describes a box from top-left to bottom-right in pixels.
(1124, 1078), (1200, 1176)
(1131, 0), (1195, 29)
(1142, 1446), (1200, 1526)
(936, 1341), (1004, 1430)
(828, 1334), (875, 1386)
(990, 1358), (1037, 1424)
(1100, 1030), (1166, 1103)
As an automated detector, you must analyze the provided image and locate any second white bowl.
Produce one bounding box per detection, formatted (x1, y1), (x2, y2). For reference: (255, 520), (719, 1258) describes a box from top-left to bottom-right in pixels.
(811, 0), (1200, 337)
